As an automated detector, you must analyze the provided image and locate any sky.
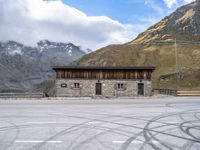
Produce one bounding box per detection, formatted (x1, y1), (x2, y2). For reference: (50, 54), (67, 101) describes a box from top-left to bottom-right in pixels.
(0, 0), (195, 50)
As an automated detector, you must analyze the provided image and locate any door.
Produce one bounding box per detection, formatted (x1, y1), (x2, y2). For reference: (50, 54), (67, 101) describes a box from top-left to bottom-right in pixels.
(96, 83), (102, 95)
(138, 83), (144, 96)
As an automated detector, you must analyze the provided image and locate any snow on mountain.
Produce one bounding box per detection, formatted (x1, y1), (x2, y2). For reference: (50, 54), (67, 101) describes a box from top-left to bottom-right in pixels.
(0, 40), (86, 93)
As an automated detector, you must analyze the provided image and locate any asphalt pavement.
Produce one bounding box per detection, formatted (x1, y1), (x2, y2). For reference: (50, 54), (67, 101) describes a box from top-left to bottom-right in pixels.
(0, 97), (200, 150)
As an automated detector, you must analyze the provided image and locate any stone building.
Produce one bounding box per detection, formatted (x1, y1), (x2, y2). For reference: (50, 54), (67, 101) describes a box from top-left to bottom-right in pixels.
(53, 66), (155, 98)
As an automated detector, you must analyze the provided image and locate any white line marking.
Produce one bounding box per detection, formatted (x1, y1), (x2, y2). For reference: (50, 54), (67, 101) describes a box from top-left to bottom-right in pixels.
(112, 140), (159, 144)
(51, 113), (65, 115)
(87, 121), (101, 124)
(151, 141), (159, 144)
(27, 122), (57, 124)
(15, 140), (63, 143)
(112, 141), (124, 144)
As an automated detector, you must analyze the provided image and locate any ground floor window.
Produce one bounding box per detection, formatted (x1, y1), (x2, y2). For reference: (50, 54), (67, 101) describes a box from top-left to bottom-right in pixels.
(116, 83), (125, 91)
(74, 83), (80, 89)
(118, 83), (124, 89)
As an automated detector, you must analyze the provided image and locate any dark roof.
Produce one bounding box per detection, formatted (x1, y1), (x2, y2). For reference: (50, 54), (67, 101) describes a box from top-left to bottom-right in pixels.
(52, 66), (156, 70)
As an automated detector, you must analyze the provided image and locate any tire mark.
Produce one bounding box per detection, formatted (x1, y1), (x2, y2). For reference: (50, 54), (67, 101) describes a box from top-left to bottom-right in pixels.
(0, 121), (20, 150)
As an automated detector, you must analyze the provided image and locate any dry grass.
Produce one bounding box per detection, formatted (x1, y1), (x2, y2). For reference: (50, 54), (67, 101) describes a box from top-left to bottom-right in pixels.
(74, 40), (200, 90)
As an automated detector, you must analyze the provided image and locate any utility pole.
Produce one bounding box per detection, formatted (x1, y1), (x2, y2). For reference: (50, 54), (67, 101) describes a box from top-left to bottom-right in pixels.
(175, 38), (180, 90)
(148, 39), (200, 90)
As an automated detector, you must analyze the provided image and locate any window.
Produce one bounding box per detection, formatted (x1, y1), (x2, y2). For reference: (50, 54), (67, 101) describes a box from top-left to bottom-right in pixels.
(74, 83), (80, 89)
(61, 83), (67, 88)
(118, 83), (124, 89)
(116, 83), (125, 90)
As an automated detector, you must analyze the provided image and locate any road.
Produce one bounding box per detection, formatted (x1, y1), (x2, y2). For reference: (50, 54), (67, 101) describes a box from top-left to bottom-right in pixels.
(0, 97), (200, 150)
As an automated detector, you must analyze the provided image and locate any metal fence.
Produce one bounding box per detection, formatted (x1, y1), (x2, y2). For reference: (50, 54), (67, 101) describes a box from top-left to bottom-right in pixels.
(154, 89), (177, 96)
(154, 89), (200, 96)
(0, 93), (45, 98)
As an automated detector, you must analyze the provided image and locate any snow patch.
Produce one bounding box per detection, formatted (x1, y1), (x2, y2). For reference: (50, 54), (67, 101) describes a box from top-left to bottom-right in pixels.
(8, 49), (23, 55)
(68, 50), (72, 56)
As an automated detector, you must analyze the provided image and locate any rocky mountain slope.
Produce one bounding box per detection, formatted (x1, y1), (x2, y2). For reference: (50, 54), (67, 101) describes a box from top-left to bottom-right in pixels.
(73, 0), (200, 90)
(0, 40), (86, 94)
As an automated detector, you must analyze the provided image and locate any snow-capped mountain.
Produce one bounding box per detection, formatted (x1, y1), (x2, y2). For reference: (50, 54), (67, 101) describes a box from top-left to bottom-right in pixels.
(0, 40), (86, 94)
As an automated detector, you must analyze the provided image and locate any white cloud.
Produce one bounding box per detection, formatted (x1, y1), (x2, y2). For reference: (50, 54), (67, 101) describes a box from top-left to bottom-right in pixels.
(163, 0), (178, 8)
(145, 0), (164, 16)
(183, 0), (195, 4)
(0, 0), (135, 50)
(163, 0), (196, 8)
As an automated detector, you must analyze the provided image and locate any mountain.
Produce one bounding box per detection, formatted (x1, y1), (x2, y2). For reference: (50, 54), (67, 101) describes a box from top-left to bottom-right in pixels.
(0, 40), (86, 94)
(73, 0), (200, 90)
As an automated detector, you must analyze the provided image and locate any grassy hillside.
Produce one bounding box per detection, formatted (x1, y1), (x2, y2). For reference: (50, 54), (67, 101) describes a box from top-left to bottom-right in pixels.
(73, 42), (200, 90)
(73, 1), (200, 90)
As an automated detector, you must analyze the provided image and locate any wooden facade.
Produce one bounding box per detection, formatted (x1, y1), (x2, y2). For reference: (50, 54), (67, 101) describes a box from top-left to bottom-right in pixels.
(53, 66), (155, 80)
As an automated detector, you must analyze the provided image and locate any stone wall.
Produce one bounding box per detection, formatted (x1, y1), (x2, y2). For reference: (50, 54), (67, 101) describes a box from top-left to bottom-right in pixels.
(55, 79), (152, 98)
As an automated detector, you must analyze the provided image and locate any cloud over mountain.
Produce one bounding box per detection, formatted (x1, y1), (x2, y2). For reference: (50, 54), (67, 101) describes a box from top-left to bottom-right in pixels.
(163, 0), (195, 8)
(163, 0), (177, 8)
(0, 0), (134, 50)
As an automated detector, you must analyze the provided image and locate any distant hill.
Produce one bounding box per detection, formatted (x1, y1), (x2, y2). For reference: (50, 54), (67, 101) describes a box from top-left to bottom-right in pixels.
(0, 40), (86, 94)
(73, 0), (200, 90)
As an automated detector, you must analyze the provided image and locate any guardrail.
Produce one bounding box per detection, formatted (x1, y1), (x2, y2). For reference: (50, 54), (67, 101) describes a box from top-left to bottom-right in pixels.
(0, 93), (45, 98)
(176, 91), (200, 96)
(154, 89), (200, 96)
(154, 89), (177, 96)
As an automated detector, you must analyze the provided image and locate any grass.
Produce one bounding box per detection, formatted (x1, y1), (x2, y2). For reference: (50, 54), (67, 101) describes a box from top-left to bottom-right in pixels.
(73, 25), (200, 90)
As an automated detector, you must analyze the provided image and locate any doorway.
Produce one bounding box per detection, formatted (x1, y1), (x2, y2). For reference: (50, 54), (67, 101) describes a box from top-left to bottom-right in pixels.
(138, 83), (144, 96)
(96, 83), (102, 95)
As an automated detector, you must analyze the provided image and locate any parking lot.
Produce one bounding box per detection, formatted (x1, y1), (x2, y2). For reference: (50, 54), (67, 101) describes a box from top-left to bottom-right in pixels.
(0, 97), (200, 150)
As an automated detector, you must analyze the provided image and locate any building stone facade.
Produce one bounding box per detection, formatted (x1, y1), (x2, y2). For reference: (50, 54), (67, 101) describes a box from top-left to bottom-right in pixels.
(53, 66), (155, 98)
(55, 79), (152, 98)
